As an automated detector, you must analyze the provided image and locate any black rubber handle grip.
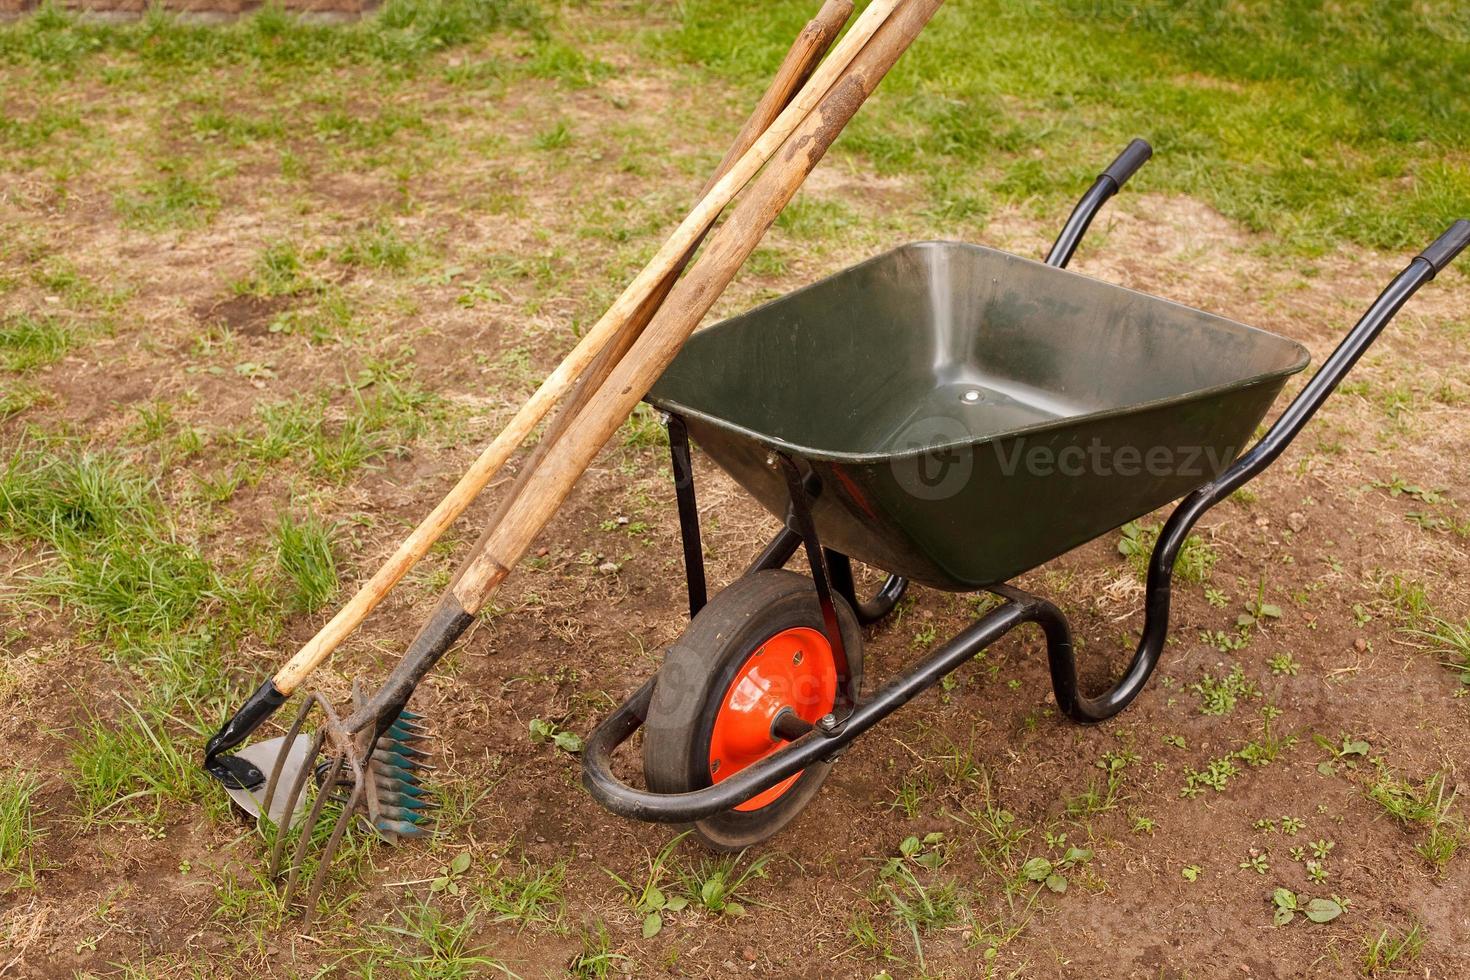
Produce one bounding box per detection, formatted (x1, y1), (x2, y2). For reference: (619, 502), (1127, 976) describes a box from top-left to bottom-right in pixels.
(1101, 138), (1153, 189)
(1418, 219), (1470, 276)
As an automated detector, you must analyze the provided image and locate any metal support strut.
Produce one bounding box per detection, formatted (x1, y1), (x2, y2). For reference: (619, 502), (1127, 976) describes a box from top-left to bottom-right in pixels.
(773, 453), (855, 708)
(666, 414), (707, 619)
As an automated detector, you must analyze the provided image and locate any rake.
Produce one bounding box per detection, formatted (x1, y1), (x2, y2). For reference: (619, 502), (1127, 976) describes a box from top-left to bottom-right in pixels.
(199, 0), (944, 925)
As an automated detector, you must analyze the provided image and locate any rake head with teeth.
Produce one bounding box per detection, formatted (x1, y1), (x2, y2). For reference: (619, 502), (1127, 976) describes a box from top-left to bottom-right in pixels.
(203, 685), (437, 925)
(203, 597), (473, 925)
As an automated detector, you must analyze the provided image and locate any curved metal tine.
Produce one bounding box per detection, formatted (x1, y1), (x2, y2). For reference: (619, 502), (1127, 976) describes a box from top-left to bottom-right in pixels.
(351, 680), (384, 828)
(282, 752), (344, 910)
(262, 693), (322, 826)
(301, 777), (363, 931)
(267, 728), (325, 879)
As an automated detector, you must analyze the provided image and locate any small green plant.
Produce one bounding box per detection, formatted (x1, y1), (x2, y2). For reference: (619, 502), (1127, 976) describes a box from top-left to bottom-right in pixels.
(1199, 627), (1251, 652)
(1181, 754), (1241, 798)
(569, 921), (626, 978)
(528, 717), (584, 753)
(115, 164), (219, 230)
(1405, 617), (1470, 686)
(1364, 766), (1464, 873)
(68, 700), (210, 829)
(878, 834), (963, 974)
(337, 220), (418, 271)
(1415, 822), (1462, 873)
(1238, 714), (1297, 769)
(1368, 770), (1451, 826)
(889, 774), (929, 820)
(234, 240), (318, 298)
(1371, 476), (1445, 504)
(1118, 521), (1217, 583)
(1181, 864), (1202, 882)
(680, 851), (772, 918)
(1313, 734), (1370, 775)
(620, 403), (669, 449)
(1192, 665), (1260, 716)
(1271, 887), (1344, 926)
(605, 832), (689, 939)
(1018, 845), (1094, 895)
(1238, 587), (1283, 629)
(430, 852), (473, 896)
(348, 901), (514, 977)
(1239, 851), (1269, 875)
(1268, 652), (1299, 676)
(534, 120), (572, 150)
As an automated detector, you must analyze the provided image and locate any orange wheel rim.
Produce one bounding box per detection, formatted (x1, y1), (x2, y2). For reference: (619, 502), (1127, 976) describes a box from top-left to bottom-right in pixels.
(708, 626), (837, 812)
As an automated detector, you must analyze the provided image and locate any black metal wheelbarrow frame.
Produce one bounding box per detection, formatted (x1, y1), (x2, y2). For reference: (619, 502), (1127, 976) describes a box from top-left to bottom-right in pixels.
(582, 139), (1470, 831)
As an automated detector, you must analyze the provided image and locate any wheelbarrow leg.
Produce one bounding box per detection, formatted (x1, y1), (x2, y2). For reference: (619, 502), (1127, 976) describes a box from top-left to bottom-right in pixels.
(666, 414), (708, 620)
(1041, 220), (1470, 723)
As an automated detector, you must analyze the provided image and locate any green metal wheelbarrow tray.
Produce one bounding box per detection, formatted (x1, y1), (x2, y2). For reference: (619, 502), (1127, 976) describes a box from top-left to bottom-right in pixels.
(583, 139), (1470, 851)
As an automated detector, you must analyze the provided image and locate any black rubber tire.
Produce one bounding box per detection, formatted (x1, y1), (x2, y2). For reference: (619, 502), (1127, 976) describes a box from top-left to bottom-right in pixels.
(642, 569), (863, 852)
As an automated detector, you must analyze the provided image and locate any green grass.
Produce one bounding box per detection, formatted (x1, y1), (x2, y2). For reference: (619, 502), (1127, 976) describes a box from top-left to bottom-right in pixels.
(273, 511), (339, 614)
(0, 771), (43, 883)
(336, 220), (421, 272)
(114, 161), (221, 230)
(1362, 921), (1425, 976)
(68, 699), (214, 829)
(660, 0), (1470, 253)
(233, 240), (319, 298)
(0, 381), (47, 419)
(337, 902), (516, 979)
(0, 449), (221, 636)
(0, 313), (71, 373)
(477, 858), (565, 929)
(234, 378), (440, 483)
(1406, 616), (1470, 685)
(0, 0), (543, 70)
(0, 446), (277, 701)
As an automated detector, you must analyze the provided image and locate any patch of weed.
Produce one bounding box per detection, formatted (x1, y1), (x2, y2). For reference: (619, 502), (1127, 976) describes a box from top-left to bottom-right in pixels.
(273, 511), (338, 614)
(0, 771), (43, 884)
(0, 313), (71, 373)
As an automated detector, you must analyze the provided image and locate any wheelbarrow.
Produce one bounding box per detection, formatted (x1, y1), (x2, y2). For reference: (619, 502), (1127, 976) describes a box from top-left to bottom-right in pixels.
(582, 138), (1470, 850)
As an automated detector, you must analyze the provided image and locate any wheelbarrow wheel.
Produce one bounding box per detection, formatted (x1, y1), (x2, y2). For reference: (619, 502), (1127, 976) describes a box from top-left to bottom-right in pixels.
(643, 568), (863, 851)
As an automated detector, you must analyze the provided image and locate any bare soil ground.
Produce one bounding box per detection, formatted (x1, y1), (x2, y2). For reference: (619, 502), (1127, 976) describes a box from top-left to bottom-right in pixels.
(2, 5), (1469, 979)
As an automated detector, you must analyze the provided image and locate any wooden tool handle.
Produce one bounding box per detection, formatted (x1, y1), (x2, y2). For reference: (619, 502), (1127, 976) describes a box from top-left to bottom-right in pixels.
(448, 0), (944, 617)
(451, 0), (854, 592)
(271, 0), (865, 696)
